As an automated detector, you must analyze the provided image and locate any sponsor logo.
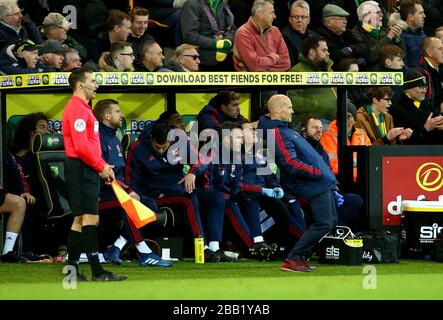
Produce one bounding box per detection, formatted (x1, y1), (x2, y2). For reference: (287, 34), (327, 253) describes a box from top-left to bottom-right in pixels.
(1, 76), (14, 87)
(420, 223), (443, 243)
(95, 73), (103, 84)
(362, 251), (373, 262)
(325, 245), (340, 260)
(27, 75), (41, 85)
(52, 74), (68, 85)
(74, 119), (86, 132)
(346, 73), (353, 84)
(121, 73), (128, 84)
(416, 162), (443, 192)
(131, 73), (145, 84)
(146, 74), (154, 85)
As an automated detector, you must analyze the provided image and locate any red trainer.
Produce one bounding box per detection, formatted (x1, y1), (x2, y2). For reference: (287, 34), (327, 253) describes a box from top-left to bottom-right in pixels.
(281, 259), (311, 273)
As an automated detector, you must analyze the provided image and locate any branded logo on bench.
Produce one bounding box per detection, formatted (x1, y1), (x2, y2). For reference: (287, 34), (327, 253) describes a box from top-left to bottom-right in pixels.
(326, 246), (340, 259)
(420, 223), (443, 242)
(416, 162), (443, 192)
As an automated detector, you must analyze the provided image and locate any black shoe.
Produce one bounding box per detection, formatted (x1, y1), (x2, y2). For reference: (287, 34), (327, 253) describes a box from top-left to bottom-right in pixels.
(204, 249), (220, 262)
(92, 271), (128, 282)
(0, 251), (27, 263)
(249, 241), (278, 261)
(76, 272), (89, 282)
(22, 251), (53, 263)
(216, 250), (238, 262)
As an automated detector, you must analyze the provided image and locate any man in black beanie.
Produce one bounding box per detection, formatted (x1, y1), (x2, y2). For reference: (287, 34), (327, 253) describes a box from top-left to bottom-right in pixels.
(390, 67), (443, 144)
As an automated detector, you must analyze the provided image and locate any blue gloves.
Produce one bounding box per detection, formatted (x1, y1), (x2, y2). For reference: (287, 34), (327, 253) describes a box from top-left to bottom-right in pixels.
(333, 191), (344, 207)
(261, 188), (277, 198)
(273, 187), (284, 199)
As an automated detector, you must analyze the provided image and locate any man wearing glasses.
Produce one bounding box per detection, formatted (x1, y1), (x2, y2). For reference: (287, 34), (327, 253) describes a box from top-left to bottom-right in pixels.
(98, 41), (135, 72)
(316, 4), (355, 66)
(282, 0), (317, 66)
(161, 43), (200, 72)
(351, 1), (404, 70)
(0, 0), (42, 50)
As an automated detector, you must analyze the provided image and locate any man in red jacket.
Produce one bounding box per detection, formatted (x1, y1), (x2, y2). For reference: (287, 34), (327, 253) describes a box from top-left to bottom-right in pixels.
(62, 68), (127, 282)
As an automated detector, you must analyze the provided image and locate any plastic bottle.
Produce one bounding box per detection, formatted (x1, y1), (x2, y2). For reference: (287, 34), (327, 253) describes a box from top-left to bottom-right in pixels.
(194, 237), (205, 264)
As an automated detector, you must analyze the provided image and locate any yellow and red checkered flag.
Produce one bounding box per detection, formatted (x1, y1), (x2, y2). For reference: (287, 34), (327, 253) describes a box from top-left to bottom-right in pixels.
(111, 181), (157, 228)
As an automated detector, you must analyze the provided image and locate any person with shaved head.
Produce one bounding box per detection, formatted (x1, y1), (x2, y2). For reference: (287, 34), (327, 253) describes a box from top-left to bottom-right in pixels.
(257, 94), (339, 272)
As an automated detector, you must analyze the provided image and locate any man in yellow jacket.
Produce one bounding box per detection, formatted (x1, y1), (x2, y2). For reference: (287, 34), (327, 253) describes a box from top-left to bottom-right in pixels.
(320, 101), (371, 179)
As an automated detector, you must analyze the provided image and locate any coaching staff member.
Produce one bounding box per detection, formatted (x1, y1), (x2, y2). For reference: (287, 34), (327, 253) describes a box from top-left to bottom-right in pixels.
(63, 68), (127, 281)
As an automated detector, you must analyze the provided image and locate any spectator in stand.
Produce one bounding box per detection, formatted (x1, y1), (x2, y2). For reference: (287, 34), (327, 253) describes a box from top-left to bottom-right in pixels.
(180, 0), (236, 71)
(355, 86), (413, 145)
(282, 0), (317, 67)
(0, 184), (26, 263)
(421, 0), (443, 36)
(86, 10), (131, 63)
(160, 43), (200, 72)
(320, 101), (372, 179)
(316, 4), (355, 67)
(435, 26), (443, 42)
(99, 41), (135, 72)
(0, 39), (39, 74)
(418, 37), (443, 112)
(351, 1), (404, 70)
(390, 67), (443, 144)
(287, 35), (336, 129)
(434, 26), (443, 75)
(333, 57), (368, 108)
(399, 0), (426, 68)
(233, 0), (290, 71)
(136, 40), (164, 72)
(136, 0), (186, 46)
(41, 12), (87, 60)
(127, 6), (154, 69)
(38, 39), (69, 72)
(61, 48), (82, 72)
(0, 0), (42, 51)
(378, 44), (407, 103)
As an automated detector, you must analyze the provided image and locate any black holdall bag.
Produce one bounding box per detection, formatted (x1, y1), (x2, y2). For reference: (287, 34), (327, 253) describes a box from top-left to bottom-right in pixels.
(318, 226), (363, 265)
(355, 230), (402, 263)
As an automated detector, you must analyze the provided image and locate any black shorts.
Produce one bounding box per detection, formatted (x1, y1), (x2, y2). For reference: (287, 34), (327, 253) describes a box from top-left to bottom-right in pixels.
(66, 158), (100, 216)
(0, 188), (6, 207)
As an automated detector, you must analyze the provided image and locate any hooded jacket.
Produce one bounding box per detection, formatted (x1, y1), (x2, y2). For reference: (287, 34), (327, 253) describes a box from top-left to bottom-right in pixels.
(257, 115), (337, 201)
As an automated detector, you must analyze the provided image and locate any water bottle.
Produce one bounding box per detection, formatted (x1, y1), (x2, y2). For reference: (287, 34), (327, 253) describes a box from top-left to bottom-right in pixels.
(194, 237), (205, 264)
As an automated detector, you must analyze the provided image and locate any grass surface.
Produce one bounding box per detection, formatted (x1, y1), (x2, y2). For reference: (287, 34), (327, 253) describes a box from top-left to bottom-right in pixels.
(1, 259), (443, 300)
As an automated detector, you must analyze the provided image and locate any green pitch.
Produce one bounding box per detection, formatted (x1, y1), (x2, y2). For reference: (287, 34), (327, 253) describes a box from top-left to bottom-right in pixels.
(0, 259), (442, 300)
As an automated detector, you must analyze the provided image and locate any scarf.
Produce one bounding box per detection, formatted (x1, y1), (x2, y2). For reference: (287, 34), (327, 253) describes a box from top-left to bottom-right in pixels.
(199, 0), (234, 38)
(361, 22), (380, 39)
(366, 104), (387, 138)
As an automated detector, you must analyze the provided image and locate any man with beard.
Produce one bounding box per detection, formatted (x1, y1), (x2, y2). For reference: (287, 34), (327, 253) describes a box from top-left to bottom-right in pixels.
(287, 34), (336, 130)
(300, 116), (364, 228)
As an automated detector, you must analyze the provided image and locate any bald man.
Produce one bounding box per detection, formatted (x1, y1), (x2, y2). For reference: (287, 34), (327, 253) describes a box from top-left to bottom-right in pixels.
(257, 94), (338, 272)
(419, 37), (443, 112)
